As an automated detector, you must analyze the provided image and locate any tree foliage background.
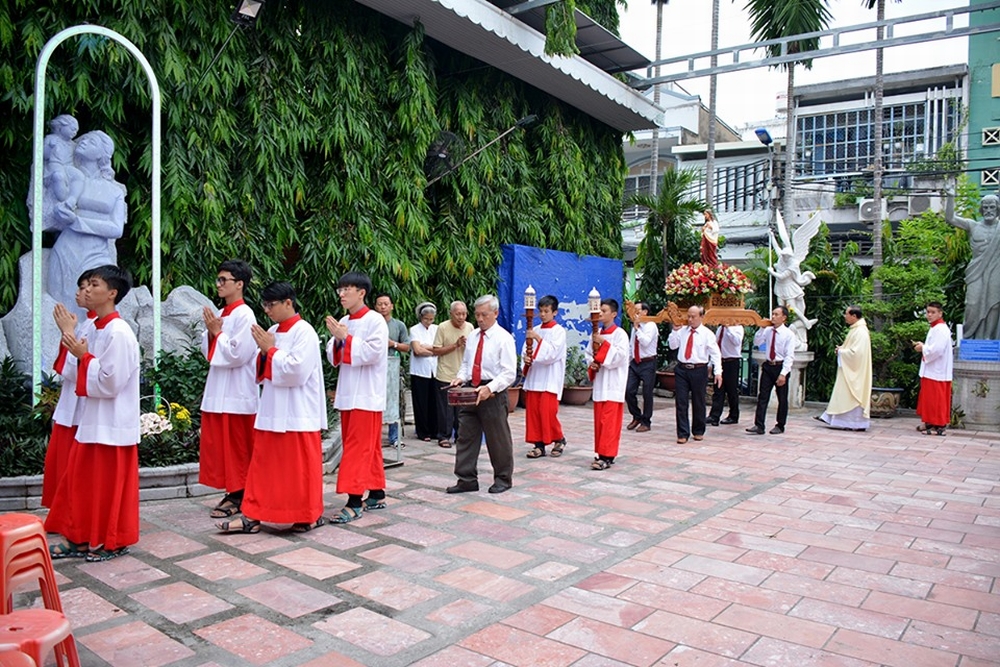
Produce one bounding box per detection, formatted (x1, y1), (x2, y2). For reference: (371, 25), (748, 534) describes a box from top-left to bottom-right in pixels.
(0, 0), (627, 324)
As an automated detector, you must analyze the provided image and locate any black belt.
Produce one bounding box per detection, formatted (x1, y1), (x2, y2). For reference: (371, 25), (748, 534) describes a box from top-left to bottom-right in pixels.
(764, 360), (784, 366)
(679, 363), (707, 369)
(636, 356), (656, 363)
(722, 357), (741, 361)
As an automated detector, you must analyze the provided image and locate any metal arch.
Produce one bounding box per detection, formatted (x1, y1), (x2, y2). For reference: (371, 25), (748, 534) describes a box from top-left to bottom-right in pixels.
(30, 24), (162, 400)
(633, 0), (1000, 88)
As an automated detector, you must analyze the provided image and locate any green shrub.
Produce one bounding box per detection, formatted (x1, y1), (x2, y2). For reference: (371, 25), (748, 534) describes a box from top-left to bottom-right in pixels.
(0, 357), (54, 477)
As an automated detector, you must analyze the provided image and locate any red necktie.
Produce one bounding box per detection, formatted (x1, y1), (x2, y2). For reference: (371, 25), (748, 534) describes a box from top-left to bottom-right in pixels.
(717, 326), (725, 347)
(684, 328), (695, 361)
(633, 330), (640, 363)
(769, 327), (777, 361)
(471, 332), (486, 385)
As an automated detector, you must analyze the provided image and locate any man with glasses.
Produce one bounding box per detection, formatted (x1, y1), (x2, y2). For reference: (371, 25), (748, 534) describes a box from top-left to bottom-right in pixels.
(217, 282), (328, 534)
(326, 273), (390, 522)
(199, 260), (258, 520)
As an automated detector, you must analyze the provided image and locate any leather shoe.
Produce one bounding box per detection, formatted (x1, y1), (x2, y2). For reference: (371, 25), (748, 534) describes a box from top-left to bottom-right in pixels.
(488, 482), (511, 494)
(692, 434), (704, 441)
(676, 437), (688, 444)
(626, 419), (640, 431)
(446, 481), (479, 494)
(720, 417), (738, 425)
(745, 426), (765, 435)
(770, 426), (785, 434)
(635, 424), (650, 433)
(707, 419), (719, 427)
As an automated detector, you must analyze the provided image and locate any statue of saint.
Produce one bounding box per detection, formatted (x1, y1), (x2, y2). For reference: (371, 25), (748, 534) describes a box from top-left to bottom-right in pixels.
(945, 190), (1000, 339)
(45, 129), (127, 314)
(700, 210), (720, 268)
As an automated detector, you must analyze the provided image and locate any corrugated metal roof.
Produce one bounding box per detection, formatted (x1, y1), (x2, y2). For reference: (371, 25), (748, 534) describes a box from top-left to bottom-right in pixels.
(353, 0), (663, 131)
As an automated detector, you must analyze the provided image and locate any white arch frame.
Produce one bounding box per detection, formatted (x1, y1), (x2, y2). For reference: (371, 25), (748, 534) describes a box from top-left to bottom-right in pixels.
(30, 25), (161, 398)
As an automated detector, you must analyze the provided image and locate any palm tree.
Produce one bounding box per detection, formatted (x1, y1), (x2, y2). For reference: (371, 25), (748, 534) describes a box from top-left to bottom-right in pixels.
(742, 0), (833, 225)
(863, 0), (902, 302)
(705, 0), (720, 208)
(649, 0), (669, 197)
(630, 167), (707, 302)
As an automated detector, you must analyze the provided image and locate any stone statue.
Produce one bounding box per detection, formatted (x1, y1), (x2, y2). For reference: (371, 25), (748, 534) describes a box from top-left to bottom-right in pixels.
(700, 210), (720, 268)
(31, 123), (127, 316)
(945, 189), (1000, 339)
(769, 210), (820, 351)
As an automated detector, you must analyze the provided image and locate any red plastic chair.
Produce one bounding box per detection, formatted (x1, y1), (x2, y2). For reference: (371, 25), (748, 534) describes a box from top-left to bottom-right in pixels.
(0, 516), (63, 614)
(0, 649), (36, 666)
(0, 609), (79, 667)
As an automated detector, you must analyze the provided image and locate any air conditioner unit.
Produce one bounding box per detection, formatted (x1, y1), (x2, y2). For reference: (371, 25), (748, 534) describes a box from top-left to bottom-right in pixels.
(908, 194), (942, 216)
(858, 199), (887, 222)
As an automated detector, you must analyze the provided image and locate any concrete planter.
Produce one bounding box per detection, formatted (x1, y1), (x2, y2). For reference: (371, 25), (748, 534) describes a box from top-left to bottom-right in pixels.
(0, 433), (342, 512)
(561, 385), (592, 405)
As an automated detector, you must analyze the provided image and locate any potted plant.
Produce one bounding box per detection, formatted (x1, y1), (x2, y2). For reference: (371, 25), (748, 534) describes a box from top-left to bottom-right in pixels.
(561, 344), (593, 405)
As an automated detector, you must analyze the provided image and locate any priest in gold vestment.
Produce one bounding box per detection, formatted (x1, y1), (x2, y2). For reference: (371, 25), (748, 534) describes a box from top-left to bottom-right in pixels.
(818, 306), (872, 431)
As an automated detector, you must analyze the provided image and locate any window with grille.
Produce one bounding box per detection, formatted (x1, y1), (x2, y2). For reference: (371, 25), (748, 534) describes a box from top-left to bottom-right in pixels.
(795, 96), (961, 177)
(984, 127), (1000, 146)
(984, 169), (1000, 187)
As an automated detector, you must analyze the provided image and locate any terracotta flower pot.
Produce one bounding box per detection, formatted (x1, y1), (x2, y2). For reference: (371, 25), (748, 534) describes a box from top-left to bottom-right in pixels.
(561, 385), (593, 405)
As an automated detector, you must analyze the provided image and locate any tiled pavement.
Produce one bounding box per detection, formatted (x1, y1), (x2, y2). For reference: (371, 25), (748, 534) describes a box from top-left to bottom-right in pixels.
(17, 397), (1000, 667)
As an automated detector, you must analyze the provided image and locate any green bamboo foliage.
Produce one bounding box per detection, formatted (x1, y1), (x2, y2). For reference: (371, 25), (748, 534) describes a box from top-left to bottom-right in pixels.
(0, 0), (626, 325)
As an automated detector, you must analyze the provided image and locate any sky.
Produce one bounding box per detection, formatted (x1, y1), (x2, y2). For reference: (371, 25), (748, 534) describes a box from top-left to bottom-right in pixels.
(616, 0), (970, 133)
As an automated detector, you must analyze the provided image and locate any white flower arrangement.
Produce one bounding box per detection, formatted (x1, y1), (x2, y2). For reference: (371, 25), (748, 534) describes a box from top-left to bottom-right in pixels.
(140, 412), (173, 438)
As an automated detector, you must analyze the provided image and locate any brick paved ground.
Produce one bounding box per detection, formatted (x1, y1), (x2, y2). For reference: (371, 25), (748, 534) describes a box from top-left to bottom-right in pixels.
(17, 396), (1000, 666)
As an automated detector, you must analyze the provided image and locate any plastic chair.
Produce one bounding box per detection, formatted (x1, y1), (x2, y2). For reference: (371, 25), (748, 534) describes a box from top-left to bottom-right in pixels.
(0, 649), (36, 666)
(0, 609), (80, 667)
(0, 516), (62, 614)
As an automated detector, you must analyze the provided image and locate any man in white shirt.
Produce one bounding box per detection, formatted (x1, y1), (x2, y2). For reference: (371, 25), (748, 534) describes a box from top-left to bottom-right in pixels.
(218, 282), (328, 534)
(747, 306), (796, 435)
(708, 324), (745, 426)
(327, 273), (390, 522)
(199, 259), (258, 519)
(522, 295), (567, 458)
(447, 295), (517, 494)
(408, 302), (439, 442)
(625, 302), (659, 433)
(914, 302), (953, 436)
(668, 306), (723, 444)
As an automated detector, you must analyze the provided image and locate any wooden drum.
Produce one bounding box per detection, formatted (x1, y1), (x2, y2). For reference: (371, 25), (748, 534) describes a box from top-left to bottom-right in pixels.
(447, 386), (479, 406)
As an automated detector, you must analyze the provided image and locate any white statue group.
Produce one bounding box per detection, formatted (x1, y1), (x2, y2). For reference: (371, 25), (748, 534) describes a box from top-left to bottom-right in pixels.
(29, 114), (127, 316)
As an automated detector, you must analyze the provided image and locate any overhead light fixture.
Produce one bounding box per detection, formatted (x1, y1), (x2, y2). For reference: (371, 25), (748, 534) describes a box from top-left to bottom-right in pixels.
(755, 128), (773, 146)
(197, 1), (266, 87)
(231, 0), (265, 27)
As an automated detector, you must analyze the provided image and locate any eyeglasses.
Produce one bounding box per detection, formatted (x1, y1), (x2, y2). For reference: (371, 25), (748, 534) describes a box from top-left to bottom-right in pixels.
(261, 300), (281, 310)
(216, 277), (238, 286)
(336, 286), (358, 295)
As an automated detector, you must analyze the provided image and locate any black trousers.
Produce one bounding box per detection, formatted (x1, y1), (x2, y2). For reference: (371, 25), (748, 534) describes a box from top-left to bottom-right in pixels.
(754, 362), (789, 430)
(410, 375), (438, 440)
(674, 364), (709, 439)
(434, 379), (460, 441)
(709, 358), (741, 422)
(625, 359), (656, 427)
(454, 390), (514, 486)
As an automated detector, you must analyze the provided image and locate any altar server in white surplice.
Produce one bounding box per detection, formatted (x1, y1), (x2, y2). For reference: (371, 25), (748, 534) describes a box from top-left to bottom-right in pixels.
(46, 265), (141, 563)
(199, 259), (259, 520)
(522, 294), (567, 459)
(585, 298), (629, 471)
(218, 281), (327, 534)
(326, 271), (389, 524)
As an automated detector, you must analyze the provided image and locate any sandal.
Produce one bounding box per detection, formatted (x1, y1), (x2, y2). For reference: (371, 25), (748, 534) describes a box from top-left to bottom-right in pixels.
(438, 439), (452, 448)
(216, 516), (261, 534)
(209, 492), (242, 519)
(590, 458), (612, 471)
(916, 424), (928, 433)
(550, 440), (566, 458)
(85, 546), (130, 563)
(291, 517), (327, 532)
(928, 427), (946, 436)
(363, 497), (387, 511)
(49, 541), (88, 559)
(526, 446), (546, 459)
(330, 507), (363, 524)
